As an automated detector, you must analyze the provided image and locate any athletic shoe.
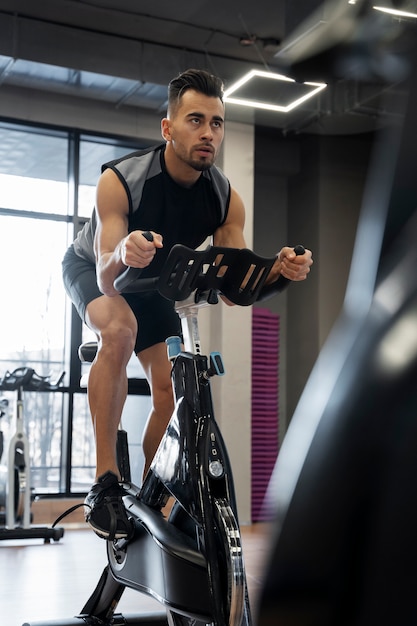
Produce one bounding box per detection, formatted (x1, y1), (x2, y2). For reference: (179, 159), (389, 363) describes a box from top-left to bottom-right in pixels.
(84, 471), (133, 540)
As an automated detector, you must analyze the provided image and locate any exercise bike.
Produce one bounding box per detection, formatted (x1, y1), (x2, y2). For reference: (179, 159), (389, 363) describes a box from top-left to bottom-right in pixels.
(29, 241), (298, 626)
(0, 367), (65, 542)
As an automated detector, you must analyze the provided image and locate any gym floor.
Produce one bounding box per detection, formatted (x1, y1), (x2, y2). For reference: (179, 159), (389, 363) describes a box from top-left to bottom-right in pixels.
(0, 521), (272, 626)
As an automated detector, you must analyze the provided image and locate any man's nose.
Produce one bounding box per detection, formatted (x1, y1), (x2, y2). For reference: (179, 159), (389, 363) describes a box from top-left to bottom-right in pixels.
(200, 124), (213, 140)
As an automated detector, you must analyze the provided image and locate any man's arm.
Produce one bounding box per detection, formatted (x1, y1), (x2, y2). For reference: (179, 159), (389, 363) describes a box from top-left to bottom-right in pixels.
(213, 187), (313, 287)
(213, 187), (247, 249)
(94, 168), (162, 296)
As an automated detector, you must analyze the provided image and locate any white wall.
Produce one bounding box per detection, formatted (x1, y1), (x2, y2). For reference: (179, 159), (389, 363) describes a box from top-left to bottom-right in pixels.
(201, 121), (255, 523)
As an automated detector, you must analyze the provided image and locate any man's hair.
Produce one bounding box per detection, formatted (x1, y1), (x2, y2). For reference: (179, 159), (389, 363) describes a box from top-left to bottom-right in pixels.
(167, 68), (224, 116)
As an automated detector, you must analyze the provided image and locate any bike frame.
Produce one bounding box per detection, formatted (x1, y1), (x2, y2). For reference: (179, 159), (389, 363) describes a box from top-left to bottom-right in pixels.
(129, 291), (247, 625)
(81, 293), (249, 626)
(72, 245), (277, 626)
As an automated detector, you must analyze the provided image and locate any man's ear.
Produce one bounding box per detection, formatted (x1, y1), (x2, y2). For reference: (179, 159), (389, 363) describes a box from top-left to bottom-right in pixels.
(161, 118), (171, 141)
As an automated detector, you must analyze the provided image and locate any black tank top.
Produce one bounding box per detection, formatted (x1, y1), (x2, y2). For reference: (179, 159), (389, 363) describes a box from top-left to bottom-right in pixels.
(73, 143), (230, 274)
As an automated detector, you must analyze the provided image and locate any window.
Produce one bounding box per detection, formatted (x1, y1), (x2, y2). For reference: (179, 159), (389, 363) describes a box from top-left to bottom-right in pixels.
(78, 136), (137, 218)
(0, 120), (151, 495)
(0, 124), (69, 494)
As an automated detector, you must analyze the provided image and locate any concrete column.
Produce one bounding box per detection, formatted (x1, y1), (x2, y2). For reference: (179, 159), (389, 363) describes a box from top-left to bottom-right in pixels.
(202, 120), (255, 523)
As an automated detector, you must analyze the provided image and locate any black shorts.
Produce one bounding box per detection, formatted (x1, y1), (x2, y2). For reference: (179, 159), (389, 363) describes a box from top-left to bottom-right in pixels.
(62, 245), (181, 353)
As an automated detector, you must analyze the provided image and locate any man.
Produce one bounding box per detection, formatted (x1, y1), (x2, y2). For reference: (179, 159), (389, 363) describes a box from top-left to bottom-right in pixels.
(62, 68), (313, 540)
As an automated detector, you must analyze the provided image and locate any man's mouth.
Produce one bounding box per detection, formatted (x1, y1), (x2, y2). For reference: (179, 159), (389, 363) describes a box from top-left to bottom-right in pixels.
(195, 145), (214, 156)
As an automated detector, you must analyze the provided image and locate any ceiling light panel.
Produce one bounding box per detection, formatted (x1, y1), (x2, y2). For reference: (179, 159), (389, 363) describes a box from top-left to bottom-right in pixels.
(224, 70), (326, 113)
(373, 5), (417, 18)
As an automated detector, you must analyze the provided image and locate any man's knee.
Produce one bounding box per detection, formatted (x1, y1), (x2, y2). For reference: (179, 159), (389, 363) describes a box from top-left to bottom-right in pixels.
(86, 295), (137, 354)
(98, 324), (136, 362)
(101, 322), (135, 344)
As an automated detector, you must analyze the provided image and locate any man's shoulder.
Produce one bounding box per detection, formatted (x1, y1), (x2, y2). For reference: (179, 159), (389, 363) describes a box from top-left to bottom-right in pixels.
(204, 164), (230, 197)
(101, 143), (165, 173)
(202, 165), (231, 225)
(102, 143), (164, 214)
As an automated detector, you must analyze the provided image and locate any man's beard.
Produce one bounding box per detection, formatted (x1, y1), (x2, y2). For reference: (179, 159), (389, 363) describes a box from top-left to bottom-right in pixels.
(189, 158), (213, 172)
(175, 143), (215, 172)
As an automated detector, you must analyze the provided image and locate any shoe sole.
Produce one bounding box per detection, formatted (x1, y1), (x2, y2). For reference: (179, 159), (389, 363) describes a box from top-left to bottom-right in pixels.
(85, 512), (133, 540)
(86, 519), (131, 540)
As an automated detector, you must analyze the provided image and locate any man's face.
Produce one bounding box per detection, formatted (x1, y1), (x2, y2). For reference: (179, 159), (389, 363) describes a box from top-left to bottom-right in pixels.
(165, 89), (225, 172)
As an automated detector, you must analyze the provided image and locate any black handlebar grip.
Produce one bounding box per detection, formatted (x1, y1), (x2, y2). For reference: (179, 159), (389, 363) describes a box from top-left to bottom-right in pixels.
(293, 245), (305, 256)
(142, 230), (154, 242)
(275, 244), (305, 288)
(256, 244), (306, 301)
(114, 230), (155, 292)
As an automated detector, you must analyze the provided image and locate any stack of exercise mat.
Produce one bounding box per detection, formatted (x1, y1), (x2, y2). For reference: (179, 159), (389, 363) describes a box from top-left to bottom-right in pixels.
(251, 307), (280, 522)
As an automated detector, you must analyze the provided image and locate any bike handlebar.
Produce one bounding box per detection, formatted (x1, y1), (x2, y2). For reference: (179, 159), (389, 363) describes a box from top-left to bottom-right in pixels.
(114, 235), (305, 306)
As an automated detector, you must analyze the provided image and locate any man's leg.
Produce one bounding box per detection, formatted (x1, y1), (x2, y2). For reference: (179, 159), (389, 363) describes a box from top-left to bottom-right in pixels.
(82, 294), (137, 539)
(86, 294), (138, 478)
(138, 342), (175, 477)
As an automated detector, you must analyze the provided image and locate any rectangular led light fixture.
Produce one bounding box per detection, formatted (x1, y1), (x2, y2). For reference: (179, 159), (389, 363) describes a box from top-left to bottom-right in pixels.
(373, 5), (417, 18)
(224, 69), (326, 113)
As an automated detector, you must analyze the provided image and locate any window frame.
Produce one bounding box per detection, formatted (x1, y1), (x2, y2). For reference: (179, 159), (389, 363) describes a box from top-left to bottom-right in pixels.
(0, 116), (151, 497)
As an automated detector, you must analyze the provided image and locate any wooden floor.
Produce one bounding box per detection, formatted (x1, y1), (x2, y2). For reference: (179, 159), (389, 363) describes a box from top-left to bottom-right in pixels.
(0, 521), (272, 626)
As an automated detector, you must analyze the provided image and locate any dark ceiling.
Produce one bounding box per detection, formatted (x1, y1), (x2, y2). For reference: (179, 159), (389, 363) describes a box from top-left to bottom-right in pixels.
(0, 0), (416, 135)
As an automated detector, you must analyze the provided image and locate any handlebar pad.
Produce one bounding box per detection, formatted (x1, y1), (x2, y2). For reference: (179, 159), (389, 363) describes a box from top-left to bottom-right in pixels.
(157, 245), (276, 305)
(115, 244), (277, 306)
(114, 243), (305, 305)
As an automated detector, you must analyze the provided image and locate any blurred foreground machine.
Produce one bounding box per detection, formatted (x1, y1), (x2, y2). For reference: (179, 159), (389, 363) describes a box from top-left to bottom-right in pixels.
(258, 2), (417, 624)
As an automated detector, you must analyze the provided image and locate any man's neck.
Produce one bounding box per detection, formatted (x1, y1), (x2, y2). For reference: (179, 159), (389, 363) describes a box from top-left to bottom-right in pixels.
(163, 143), (201, 188)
